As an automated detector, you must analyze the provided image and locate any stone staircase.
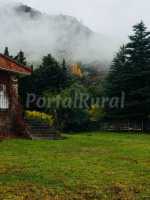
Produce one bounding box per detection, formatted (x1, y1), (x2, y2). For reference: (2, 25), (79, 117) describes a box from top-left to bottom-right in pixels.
(25, 119), (61, 140)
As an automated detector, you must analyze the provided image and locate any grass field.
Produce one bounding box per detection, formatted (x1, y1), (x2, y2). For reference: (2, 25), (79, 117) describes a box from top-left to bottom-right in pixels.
(0, 132), (150, 200)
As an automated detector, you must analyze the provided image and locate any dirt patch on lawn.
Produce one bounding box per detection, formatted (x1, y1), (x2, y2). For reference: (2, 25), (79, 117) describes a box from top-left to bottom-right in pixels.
(0, 183), (60, 200)
(106, 182), (142, 200)
(0, 165), (26, 175)
(0, 182), (143, 200)
(0, 183), (105, 200)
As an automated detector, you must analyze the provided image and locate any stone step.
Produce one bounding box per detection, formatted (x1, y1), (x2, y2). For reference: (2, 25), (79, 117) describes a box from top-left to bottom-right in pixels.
(30, 135), (61, 140)
(30, 133), (58, 137)
(28, 124), (52, 130)
(31, 129), (58, 135)
(27, 123), (51, 127)
(24, 119), (60, 140)
(25, 119), (49, 124)
(25, 123), (55, 129)
(29, 124), (51, 128)
(29, 125), (56, 130)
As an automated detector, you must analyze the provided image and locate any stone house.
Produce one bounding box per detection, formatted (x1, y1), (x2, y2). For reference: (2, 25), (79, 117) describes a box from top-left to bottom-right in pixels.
(0, 54), (32, 138)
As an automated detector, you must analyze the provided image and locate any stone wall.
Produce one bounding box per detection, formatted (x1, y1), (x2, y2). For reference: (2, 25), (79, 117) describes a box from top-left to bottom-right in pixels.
(0, 71), (27, 138)
(0, 111), (13, 137)
(0, 72), (15, 137)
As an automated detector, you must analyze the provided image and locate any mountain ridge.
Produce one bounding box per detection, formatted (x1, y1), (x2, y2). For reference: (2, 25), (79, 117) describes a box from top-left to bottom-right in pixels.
(0, 2), (116, 67)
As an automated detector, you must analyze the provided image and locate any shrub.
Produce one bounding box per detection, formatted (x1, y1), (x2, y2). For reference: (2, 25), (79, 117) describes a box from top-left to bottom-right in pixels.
(25, 111), (54, 126)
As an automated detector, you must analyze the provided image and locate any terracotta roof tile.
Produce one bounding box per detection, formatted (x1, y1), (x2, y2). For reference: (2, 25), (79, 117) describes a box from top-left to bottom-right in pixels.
(0, 54), (32, 75)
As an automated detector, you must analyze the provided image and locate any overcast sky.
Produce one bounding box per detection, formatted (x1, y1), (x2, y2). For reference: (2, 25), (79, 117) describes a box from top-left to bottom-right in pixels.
(6, 0), (150, 41)
(0, 0), (149, 63)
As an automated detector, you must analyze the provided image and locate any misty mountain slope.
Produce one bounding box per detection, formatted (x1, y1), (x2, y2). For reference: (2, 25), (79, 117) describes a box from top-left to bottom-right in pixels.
(0, 2), (116, 65)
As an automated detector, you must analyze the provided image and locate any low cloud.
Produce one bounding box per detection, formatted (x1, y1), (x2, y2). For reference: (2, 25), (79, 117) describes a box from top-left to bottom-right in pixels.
(0, 1), (118, 66)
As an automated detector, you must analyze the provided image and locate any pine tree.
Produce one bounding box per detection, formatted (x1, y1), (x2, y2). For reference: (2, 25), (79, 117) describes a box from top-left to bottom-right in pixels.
(104, 46), (128, 118)
(105, 45), (127, 97)
(105, 22), (150, 120)
(126, 21), (150, 67)
(14, 50), (27, 65)
(125, 21), (150, 119)
(27, 54), (70, 94)
(4, 47), (9, 57)
(62, 59), (66, 69)
(61, 59), (70, 88)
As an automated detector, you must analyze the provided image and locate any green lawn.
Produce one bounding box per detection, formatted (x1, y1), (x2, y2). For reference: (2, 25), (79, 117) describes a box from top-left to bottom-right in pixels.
(0, 132), (150, 200)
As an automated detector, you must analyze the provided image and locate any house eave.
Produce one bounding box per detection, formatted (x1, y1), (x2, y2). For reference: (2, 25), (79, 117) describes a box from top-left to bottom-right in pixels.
(0, 66), (31, 75)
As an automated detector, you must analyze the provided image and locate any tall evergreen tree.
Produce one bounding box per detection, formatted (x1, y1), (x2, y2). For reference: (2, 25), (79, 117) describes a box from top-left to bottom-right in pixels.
(20, 54), (70, 99)
(105, 22), (150, 120)
(37, 54), (68, 93)
(125, 21), (150, 119)
(105, 45), (127, 96)
(60, 58), (71, 88)
(14, 50), (27, 65)
(4, 47), (10, 57)
(104, 46), (129, 118)
(127, 21), (150, 66)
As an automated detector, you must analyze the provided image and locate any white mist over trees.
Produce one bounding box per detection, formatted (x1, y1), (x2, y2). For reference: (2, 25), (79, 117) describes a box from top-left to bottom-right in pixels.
(0, 2), (117, 66)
